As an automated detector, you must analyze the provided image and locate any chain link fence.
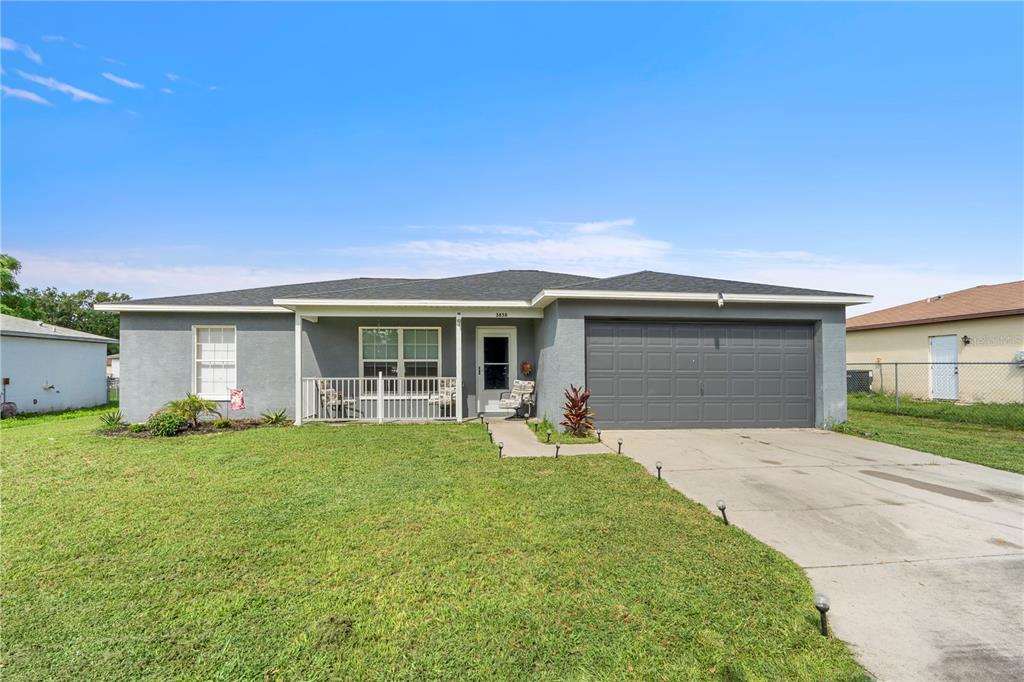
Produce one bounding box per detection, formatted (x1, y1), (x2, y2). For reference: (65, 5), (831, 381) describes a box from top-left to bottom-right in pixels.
(846, 362), (1024, 429)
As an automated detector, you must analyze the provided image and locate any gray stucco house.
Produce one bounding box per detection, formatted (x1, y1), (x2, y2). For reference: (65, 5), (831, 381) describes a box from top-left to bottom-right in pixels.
(96, 270), (871, 428)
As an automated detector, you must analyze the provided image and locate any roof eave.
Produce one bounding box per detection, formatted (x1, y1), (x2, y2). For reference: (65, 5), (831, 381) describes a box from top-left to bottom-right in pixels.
(531, 289), (873, 308)
(847, 308), (1024, 332)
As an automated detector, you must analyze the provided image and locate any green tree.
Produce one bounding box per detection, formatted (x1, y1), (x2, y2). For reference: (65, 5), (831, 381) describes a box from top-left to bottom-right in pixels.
(0, 254), (130, 353)
(0, 253), (24, 316)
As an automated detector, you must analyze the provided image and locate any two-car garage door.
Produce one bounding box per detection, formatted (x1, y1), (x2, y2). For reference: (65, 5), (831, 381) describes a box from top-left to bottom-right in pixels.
(586, 321), (815, 428)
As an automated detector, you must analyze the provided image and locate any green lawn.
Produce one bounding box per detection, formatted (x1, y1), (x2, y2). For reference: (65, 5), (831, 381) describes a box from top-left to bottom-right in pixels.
(839, 409), (1024, 475)
(3, 413), (866, 681)
(847, 392), (1024, 429)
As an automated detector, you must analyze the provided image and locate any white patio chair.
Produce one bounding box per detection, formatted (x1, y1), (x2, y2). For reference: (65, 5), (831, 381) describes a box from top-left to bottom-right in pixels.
(499, 379), (535, 419)
(317, 380), (356, 418)
(427, 378), (457, 416)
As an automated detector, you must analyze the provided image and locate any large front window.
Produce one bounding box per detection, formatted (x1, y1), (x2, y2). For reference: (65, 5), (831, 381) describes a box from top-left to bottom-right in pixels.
(361, 327), (440, 379)
(193, 326), (236, 400)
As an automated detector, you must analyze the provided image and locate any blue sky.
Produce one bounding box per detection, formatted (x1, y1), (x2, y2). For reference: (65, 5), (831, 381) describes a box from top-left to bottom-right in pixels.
(1, 2), (1021, 313)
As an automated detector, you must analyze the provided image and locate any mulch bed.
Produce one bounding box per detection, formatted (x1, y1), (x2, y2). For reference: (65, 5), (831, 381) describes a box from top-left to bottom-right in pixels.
(103, 419), (269, 438)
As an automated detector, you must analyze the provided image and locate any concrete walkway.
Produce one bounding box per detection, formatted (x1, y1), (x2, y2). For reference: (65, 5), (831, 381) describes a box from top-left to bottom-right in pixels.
(482, 417), (612, 457)
(604, 427), (1024, 682)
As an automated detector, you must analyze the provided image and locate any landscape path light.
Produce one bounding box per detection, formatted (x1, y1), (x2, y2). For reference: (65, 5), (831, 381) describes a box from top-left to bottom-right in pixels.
(498, 442), (504, 458)
(546, 429), (552, 443)
(555, 444), (560, 458)
(716, 499), (729, 525)
(814, 592), (830, 637)
(617, 438), (623, 454)
(596, 429), (602, 442)
(656, 461), (662, 480)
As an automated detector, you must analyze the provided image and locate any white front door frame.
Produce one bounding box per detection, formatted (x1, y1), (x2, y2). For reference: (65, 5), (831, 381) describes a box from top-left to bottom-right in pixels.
(475, 326), (517, 414)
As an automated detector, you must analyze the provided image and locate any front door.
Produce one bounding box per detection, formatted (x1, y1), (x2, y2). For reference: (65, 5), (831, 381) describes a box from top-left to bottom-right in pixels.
(476, 327), (517, 413)
(930, 335), (959, 400)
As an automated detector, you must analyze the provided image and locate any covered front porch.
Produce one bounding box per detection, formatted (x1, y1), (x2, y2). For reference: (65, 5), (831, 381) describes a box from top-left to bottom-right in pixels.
(286, 304), (538, 424)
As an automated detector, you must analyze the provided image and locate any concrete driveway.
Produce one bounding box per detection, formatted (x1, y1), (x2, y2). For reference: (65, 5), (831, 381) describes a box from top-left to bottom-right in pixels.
(606, 428), (1024, 682)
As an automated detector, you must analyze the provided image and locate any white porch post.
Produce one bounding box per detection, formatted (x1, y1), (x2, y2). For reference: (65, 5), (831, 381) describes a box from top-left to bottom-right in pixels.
(293, 312), (302, 425)
(455, 312), (463, 423)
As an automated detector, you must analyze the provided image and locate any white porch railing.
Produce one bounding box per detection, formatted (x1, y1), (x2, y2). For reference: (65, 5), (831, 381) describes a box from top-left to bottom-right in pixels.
(301, 374), (458, 422)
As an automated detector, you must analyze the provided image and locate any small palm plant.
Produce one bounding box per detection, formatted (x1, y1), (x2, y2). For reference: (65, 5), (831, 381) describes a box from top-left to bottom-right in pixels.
(98, 409), (126, 431)
(164, 393), (220, 429)
(261, 408), (290, 426)
(560, 384), (594, 437)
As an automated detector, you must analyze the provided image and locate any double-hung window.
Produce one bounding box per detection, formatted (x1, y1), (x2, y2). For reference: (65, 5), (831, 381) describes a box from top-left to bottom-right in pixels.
(360, 327), (440, 384)
(193, 326), (236, 400)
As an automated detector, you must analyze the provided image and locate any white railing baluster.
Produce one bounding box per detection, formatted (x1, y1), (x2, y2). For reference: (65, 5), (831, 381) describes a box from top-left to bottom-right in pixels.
(301, 376), (457, 423)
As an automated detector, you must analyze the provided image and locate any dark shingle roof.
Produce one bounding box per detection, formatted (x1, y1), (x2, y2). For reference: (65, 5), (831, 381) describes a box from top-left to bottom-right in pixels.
(118, 277), (417, 306)
(560, 270), (863, 297)
(110, 269), (862, 308)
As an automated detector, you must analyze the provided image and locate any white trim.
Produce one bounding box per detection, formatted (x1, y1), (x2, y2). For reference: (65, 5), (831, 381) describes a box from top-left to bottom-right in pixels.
(294, 313), (303, 425)
(276, 304), (543, 319)
(455, 313), (463, 423)
(95, 304), (288, 313)
(530, 289), (873, 307)
(274, 298), (532, 308)
(191, 324), (237, 402)
(357, 326), (442, 379)
(97, 291), (870, 315)
(475, 326), (517, 414)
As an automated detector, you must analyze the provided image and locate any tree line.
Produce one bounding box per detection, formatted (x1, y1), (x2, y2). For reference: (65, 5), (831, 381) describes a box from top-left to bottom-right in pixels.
(1, 254), (129, 354)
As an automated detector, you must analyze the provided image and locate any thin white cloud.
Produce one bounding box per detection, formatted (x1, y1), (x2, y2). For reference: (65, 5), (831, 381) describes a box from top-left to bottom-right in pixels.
(208, 85), (219, 91)
(160, 87), (173, 94)
(41, 35), (65, 42)
(103, 57), (125, 66)
(17, 70), (110, 103)
(165, 72), (181, 82)
(1, 84), (51, 106)
(571, 218), (636, 234)
(101, 72), (144, 89)
(1, 36), (43, 64)
(408, 223), (542, 237)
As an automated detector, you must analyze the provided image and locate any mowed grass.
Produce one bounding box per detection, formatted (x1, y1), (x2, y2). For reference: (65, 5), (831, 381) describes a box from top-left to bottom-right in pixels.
(840, 409), (1024, 475)
(847, 392), (1024, 429)
(3, 414), (866, 681)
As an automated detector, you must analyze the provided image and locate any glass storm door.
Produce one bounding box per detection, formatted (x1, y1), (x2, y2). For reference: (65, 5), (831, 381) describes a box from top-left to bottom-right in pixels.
(476, 327), (517, 413)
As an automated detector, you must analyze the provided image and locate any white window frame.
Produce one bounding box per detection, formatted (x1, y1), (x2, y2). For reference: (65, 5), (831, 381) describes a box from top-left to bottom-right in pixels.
(358, 326), (443, 379)
(191, 325), (237, 401)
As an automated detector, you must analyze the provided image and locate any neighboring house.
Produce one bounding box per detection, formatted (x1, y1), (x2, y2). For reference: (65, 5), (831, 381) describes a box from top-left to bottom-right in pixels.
(0, 313), (116, 414)
(846, 281), (1024, 403)
(95, 270), (870, 428)
(106, 353), (120, 379)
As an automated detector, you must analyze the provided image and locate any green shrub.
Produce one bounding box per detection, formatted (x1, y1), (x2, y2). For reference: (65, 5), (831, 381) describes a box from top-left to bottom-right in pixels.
(163, 393), (220, 428)
(98, 410), (126, 431)
(212, 418), (233, 429)
(127, 423), (147, 433)
(261, 409), (290, 426)
(146, 412), (187, 437)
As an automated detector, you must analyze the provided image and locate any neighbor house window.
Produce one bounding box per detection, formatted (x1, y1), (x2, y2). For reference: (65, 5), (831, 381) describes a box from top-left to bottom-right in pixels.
(193, 326), (236, 400)
(360, 327), (440, 379)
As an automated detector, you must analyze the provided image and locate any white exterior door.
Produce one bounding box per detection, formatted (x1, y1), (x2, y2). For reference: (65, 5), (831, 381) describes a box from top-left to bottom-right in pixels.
(930, 335), (959, 400)
(475, 327), (517, 413)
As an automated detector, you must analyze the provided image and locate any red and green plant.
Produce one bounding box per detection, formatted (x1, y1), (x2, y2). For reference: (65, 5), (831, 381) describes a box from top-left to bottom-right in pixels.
(560, 384), (594, 437)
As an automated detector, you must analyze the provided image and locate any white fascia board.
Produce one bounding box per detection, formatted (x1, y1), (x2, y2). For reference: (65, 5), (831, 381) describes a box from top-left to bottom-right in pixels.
(272, 298), (533, 308)
(276, 303), (543, 319)
(93, 304), (290, 313)
(531, 289), (873, 307)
